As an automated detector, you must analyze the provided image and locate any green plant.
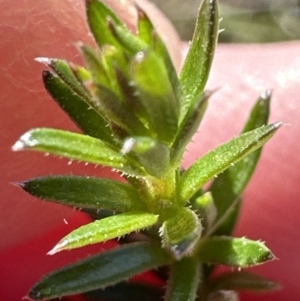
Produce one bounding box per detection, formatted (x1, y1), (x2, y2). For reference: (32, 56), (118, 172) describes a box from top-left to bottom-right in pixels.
(12, 0), (282, 300)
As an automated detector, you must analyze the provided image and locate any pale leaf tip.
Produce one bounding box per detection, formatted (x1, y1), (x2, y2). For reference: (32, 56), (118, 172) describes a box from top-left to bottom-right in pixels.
(75, 41), (84, 51)
(10, 181), (26, 189)
(22, 295), (32, 301)
(260, 89), (273, 100)
(12, 140), (26, 152)
(35, 57), (52, 65)
(273, 121), (284, 129)
(47, 241), (66, 255)
(12, 131), (37, 151)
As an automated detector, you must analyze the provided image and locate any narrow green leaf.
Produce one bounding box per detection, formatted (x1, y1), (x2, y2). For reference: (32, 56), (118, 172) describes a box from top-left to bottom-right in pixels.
(48, 212), (159, 254)
(12, 128), (143, 176)
(196, 237), (275, 267)
(211, 271), (281, 292)
(165, 257), (200, 301)
(152, 31), (181, 106)
(94, 85), (150, 136)
(108, 18), (148, 54)
(161, 207), (201, 259)
(38, 58), (120, 140)
(115, 67), (146, 119)
(121, 136), (170, 177)
(179, 122), (282, 203)
(130, 51), (178, 143)
(17, 175), (145, 212)
(135, 4), (180, 106)
(172, 91), (210, 163)
(36, 57), (91, 102)
(210, 92), (272, 235)
(85, 282), (164, 301)
(179, 0), (219, 119)
(28, 242), (172, 300)
(79, 44), (111, 88)
(42, 70), (114, 144)
(102, 45), (129, 84)
(86, 0), (123, 48)
(137, 5), (154, 45)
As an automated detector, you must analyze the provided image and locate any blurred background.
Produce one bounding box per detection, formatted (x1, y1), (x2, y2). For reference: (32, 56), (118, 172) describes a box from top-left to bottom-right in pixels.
(150, 0), (300, 42)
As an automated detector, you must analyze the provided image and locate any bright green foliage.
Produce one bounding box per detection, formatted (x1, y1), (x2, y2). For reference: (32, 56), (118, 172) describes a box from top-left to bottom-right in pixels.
(48, 212), (159, 254)
(196, 237), (274, 267)
(12, 1), (282, 301)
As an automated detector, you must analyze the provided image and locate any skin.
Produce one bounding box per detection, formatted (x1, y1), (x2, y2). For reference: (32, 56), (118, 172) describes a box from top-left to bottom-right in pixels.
(0, 0), (299, 300)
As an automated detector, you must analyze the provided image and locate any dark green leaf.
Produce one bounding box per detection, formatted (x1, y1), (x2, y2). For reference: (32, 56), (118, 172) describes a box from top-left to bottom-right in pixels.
(12, 128), (143, 176)
(179, 0), (219, 119)
(115, 67), (146, 119)
(28, 242), (172, 300)
(211, 271), (281, 292)
(121, 136), (170, 177)
(94, 85), (150, 136)
(17, 175), (145, 212)
(48, 212), (159, 254)
(196, 237), (275, 267)
(107, 18), (148, 54)
(172, 91), (210, 163)
(85, 282), (164, 301)
(79, 44), (111, 88)
(210, 92), (272, 235)
(161, 207), (201, 259)
(152, 32), (181, 106)
(42, 71), (114, 144)
(86, 0), (123, 48)
(130, 51), (178, 144)
(179, 122), (282, 204)
(165, 257), (200, 301)
(84, 208), (117, 220)
(36, 57), (91, 102)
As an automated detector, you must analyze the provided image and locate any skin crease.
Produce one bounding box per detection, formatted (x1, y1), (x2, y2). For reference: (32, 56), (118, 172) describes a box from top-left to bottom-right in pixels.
(0, 0), (299, 300)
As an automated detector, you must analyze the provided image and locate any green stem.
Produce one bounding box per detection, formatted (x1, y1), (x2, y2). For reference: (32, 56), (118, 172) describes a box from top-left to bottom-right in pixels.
(165, 257), (200, 301)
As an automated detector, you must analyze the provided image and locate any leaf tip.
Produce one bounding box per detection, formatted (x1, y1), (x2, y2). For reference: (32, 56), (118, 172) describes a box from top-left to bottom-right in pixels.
(273, 121), (284, 129)
(260, 89), (273, 101)
(135, 3), (146, 18)
(47, 241), (66, 255)
(10, 181), (26, 189)
(12, 131), (36, 151)
(12, 138), (27, 152)
(266, 251), (277, 262)
(35, 57), (52, 66)
(28, 287), (42, 301)
(75, 41), (85, 52)
(42, 69), (51, 79)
